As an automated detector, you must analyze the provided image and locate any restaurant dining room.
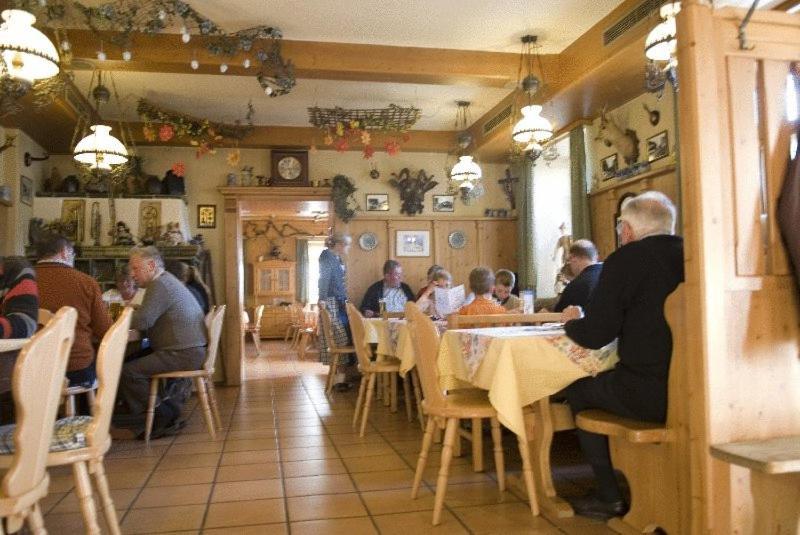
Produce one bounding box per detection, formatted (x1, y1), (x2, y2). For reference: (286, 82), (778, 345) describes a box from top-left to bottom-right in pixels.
(0, 0), (799, 533)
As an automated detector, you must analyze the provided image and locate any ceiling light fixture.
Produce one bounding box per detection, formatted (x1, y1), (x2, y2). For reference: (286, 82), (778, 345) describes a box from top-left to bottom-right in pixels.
(644, 2), (680, 92)
(511, 35), (554, 153)
(0, 9), (59, 84)
(447, 101), (483, 202)
(73, 69), (130, 172)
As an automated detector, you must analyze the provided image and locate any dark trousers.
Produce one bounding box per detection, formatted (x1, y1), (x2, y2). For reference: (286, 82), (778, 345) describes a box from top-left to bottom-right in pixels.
(563, 371), (645, 503)
(119, 346), (205, 417)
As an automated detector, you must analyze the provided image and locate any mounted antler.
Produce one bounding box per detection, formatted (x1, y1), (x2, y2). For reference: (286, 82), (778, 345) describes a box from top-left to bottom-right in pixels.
(389, 168), (437, 215)
(596, 106), (640, 165)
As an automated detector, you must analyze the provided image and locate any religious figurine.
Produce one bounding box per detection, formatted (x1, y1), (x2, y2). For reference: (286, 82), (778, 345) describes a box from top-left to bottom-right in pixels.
(159, 221), (184, 246)
(113, 221), (135, 246)
(553, 222), (573, 295)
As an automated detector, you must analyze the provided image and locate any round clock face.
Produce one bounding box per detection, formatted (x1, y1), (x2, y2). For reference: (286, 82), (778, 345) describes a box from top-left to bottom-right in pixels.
(278, 156), (302, 180)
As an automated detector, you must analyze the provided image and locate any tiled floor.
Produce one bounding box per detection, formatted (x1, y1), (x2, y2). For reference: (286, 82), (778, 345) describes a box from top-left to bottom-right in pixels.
(40, 340), (613, 534)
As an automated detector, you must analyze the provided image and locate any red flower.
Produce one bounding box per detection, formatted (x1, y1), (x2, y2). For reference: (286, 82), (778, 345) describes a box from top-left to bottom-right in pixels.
(362, 144), (375, 159)
(334, 137), (349, 153)
(401, 133), (411, 143)
(171, 162), (186, 177)
(158, 124), (175, 142)
(384, 140), (401, 156)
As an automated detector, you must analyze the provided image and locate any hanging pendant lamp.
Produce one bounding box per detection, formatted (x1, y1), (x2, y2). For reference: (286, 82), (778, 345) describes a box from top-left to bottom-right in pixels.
(0, 9), (59, 84)
(73, 124), (129, 170)
(511, 35), (553, 152)
(645, 2), (681, 63)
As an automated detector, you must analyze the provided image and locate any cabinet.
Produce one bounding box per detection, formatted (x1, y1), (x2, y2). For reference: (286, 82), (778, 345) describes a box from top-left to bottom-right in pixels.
(259, 305), (292, 338)
(252, 260), (295, 299)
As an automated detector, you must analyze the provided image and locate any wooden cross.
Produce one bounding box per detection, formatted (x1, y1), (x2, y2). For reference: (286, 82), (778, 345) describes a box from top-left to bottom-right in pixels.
(498, 168), (519, 210)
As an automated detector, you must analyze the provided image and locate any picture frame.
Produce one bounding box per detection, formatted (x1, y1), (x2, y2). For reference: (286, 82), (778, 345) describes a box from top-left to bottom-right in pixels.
(197, 204), (216, 228)
(647, 130), (669, 162)
(432, 195), (455, 212)
(61, 199), (85, 243)
(396, 230), (430, 257)
(601, 153), (618, 180)
(20, 175), (33, 206)
(365, 193), (389, 211)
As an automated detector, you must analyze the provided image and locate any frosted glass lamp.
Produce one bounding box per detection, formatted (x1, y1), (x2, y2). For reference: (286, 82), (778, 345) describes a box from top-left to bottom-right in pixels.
(645, 2), (681, 62)
(73, 125), (129, 170)
(450, 155), (482, 185)
(0, 9), (60, 83)
(512, 105), (553, 144)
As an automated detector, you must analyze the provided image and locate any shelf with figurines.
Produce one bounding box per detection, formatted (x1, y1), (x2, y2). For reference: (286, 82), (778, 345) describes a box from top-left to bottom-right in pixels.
(37, 163), (188, 202)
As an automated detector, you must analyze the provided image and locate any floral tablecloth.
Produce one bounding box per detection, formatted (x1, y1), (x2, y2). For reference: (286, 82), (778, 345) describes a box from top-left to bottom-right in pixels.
(438, 325), (618, 438)
(365, 318), (446, 377)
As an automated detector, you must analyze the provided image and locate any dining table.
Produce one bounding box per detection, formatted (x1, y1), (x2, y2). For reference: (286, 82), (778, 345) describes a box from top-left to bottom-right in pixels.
(437, 324), (619, 518)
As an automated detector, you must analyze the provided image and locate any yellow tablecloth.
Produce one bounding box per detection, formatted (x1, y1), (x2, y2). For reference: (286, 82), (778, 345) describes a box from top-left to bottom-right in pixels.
(363, 317), (383, 344)
(375, 319), (416, 376)
(438, 325), (618, 439)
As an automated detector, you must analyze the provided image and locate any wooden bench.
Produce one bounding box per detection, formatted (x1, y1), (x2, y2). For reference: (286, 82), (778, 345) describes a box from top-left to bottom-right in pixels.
(710, 436), (800, 533)
(574, 286), (686, 534)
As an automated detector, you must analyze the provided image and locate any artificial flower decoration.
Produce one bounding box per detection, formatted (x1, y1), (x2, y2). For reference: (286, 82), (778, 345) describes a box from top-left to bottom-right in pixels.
(362, 144), (375, 159)
(323, 133), (333, 145)
(158, 124), (175, 142)
(142, 126), (156, 142)
(384, 140), (401, 156)
(226, 148), (241, 167)
(360, 130), (371, 145)
(333, 137), (349, 153)
(171, 161), (186, 177)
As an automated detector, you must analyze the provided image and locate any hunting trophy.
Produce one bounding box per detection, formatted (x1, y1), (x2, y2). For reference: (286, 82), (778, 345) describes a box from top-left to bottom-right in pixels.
(596, 106), (640, 165)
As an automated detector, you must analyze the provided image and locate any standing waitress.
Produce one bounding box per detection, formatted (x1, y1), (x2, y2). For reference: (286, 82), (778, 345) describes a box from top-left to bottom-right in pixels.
(318, 232), (353, 390)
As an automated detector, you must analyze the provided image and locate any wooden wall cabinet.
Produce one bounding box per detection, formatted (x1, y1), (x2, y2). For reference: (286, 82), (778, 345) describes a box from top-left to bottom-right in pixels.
(252, 260), (295, 298)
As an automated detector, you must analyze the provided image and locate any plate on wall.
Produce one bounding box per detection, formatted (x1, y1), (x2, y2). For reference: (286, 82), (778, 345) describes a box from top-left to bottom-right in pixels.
(358, 232), (378, 251)
(448, 230), (467, 249)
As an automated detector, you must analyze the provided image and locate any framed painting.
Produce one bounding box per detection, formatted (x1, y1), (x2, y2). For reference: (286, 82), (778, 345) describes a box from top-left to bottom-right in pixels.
(601, 153), (618, 180)
(432, 195), (455, 212)
(396, 230), (430, 257)
(197, 204), (216, 228)
(365, 193), (389, 211)
(647, 130), (669, 162)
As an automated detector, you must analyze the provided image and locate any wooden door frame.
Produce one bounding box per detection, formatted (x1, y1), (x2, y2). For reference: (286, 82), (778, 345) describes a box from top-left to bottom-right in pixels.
(218, 186), (332, 385)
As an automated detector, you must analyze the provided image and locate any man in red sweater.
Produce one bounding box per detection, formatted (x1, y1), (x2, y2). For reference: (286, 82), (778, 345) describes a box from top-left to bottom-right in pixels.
(35, 234), (112, 390)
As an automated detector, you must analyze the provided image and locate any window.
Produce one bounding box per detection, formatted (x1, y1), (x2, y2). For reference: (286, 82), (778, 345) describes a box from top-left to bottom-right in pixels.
(305, 239), (327, 304)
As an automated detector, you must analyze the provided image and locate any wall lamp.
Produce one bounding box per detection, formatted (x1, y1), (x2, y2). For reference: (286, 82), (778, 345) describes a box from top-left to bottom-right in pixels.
(24, 151), (49, 166)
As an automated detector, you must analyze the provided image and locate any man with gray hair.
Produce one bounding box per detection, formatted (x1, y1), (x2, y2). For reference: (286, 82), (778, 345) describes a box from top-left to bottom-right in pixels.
(553, 239), (602, 313)
(117, 246), (207, 437)
(559, 191), (684, 519)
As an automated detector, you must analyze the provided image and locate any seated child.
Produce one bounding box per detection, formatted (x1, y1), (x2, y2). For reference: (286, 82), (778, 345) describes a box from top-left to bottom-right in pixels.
(415, 264), (445, 300)
(458, 267), (506, 316)
(494, 269), (522, 312)
(416, 269), (452, 315)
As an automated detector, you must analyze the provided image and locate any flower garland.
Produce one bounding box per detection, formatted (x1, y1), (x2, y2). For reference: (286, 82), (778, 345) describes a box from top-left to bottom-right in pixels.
(321, 121), (410, 159)
(137, 98), (254, 159)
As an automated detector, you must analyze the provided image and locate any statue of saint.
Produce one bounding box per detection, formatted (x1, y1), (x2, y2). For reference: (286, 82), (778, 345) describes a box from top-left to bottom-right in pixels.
(552, 222), (573, 295)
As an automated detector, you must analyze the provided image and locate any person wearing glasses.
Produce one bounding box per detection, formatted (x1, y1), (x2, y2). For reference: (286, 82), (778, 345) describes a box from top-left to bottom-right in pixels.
(559, 191), (684, 520)
(552, 240), (602, 313)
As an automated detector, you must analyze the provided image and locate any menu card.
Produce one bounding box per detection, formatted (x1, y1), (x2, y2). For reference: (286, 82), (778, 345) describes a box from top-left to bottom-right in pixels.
(434, 284), (465, 317)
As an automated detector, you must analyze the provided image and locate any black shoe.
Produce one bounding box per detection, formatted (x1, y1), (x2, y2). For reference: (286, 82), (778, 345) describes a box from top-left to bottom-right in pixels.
(333, 382), (352, 392)
(139, 418), (187, 440)
(570, 495), (628, 521)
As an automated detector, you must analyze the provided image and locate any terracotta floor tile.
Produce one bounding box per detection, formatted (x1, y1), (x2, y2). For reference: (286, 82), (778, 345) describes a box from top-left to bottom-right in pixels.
(146, 466), (216, 487)
(290, 517), (378, 535)
(274, 417), (322, 428)
(442, 481), (521, 508)
(133, 483), (212, 508)
(337, 442), (395, 458)
(215, 462), (281, 482)
(106, 445), (170, 459)
(120, 504), (206, 534)
(360, 487), (436, 515)
(166, 440), (224, 455)
(49, 487), (137, 514)
(220, 449), (280, 466)
(372, 510), (469, 534)
(286, 493), (368, 522)
(157, 452), (221, 470)
(452, 502), (562, 534)
(204, 523), (289, 535)
(284, 474), (356, 496)
(211, 478), (284, 502)
(106, 471), (151, 490)
(281, 445), (341, 462)
(421, 463), (495, 486)
(103, 457), (161, 473)
(225, 428), (278, 440)
(171, 431), (226, 444)
(275, 425), (328, 437)
(47, 475), (76, 493)
(281, 458), (348, 478)
(351, 468), (416, 492)
(222, 437), (279, 452)
(342, 453), (409, 473)
(204, 498), (287, 528)
(43, 511), (114, 534)
(331, 433), (391, 447)
(278, 434), (332, 449)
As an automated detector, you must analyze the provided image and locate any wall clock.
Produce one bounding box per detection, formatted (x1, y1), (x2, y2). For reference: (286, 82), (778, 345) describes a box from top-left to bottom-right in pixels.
(270, 150), (309, 186)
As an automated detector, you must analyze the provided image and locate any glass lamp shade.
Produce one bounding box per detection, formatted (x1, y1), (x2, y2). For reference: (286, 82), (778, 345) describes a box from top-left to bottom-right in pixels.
(73, 125), (129, 170)
(0, 9), (59, 83)
(645, 2), (681, 62)
(450, 155), (482, 184)
(512, 105), (553, 144)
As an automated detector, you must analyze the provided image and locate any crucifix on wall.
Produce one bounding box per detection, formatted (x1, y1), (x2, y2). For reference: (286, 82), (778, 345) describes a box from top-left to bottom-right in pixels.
(498, 168), (519, 210)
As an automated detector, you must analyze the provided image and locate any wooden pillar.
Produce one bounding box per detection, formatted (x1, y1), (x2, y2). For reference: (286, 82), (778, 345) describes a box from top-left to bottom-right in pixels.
(222, 197), (244, 385)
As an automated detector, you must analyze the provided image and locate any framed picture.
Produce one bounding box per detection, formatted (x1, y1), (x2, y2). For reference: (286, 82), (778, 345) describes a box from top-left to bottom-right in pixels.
(197, 204), (216, 228)
(365, 193), (389, 211)
(20, 175), (33, 206)
(396, 230), (430, 257)
(61, 199), (85, 243)
(601, 154), (618, 180)
(647, 130), (669, 162)
(432, 195), (455, 212)
(270, 149), (309, 187)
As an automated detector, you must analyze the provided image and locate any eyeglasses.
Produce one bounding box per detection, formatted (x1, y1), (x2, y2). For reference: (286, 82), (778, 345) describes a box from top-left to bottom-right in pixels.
(615, 218), (627, 235)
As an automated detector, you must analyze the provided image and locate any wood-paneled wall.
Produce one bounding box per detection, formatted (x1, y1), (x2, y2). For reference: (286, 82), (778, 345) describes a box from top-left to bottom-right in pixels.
(589, 166), (678, 259)
(340, 217), (517, 307)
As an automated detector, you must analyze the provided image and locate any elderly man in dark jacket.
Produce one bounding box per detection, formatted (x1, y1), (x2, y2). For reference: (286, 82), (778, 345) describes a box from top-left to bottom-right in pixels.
(560, 191), (684, 519)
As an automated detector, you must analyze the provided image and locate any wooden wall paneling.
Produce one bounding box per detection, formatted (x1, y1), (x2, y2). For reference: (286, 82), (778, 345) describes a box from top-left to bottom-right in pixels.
(432, 220), (478, 287)
(762, 59), (793, 276)
(475, 220), (518, 272)
(342, 219), (390, 309)
(387, 219), (434, 295)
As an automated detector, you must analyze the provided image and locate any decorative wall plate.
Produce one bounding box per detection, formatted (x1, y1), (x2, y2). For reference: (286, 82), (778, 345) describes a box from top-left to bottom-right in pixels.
(358, 231), (378, 251)
(448, 230), (466, 249)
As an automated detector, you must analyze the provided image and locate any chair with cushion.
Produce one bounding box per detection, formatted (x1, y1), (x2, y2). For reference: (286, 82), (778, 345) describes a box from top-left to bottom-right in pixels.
(346, 303), (403, 438)
(574, 287), (685, 533)
(319, 303), (355, 395)
(405, 301), (540, 525)
(243, 304), (265, 357)
(144, 305), (226, 443)
(0, 306), (77, 534)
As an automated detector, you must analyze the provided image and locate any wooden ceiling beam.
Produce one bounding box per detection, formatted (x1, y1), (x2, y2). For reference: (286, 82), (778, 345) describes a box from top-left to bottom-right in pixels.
(61, 30), (552, 88)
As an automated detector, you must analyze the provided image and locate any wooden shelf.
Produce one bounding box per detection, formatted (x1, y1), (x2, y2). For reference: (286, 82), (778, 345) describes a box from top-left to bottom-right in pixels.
(589, 164), (677, 198)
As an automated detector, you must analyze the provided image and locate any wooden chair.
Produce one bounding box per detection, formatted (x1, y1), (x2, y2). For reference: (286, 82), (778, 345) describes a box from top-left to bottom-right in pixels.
(144, 305), (226, 443)
(405, 302), (539, 525)
(37, 308), (53, 328)
(287, 304), (305, 348)
(381, 311), (405, 319)
(296, 305), (318, 360)
(345, 303), (403, 438)
(319, 303), (355, 395)
(243, 304), (265, 356)
(43, 308), (132, 535)
(0, 307), (77, 534)
(574, 287), (685, 533)
(446, 312), (562, 329)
